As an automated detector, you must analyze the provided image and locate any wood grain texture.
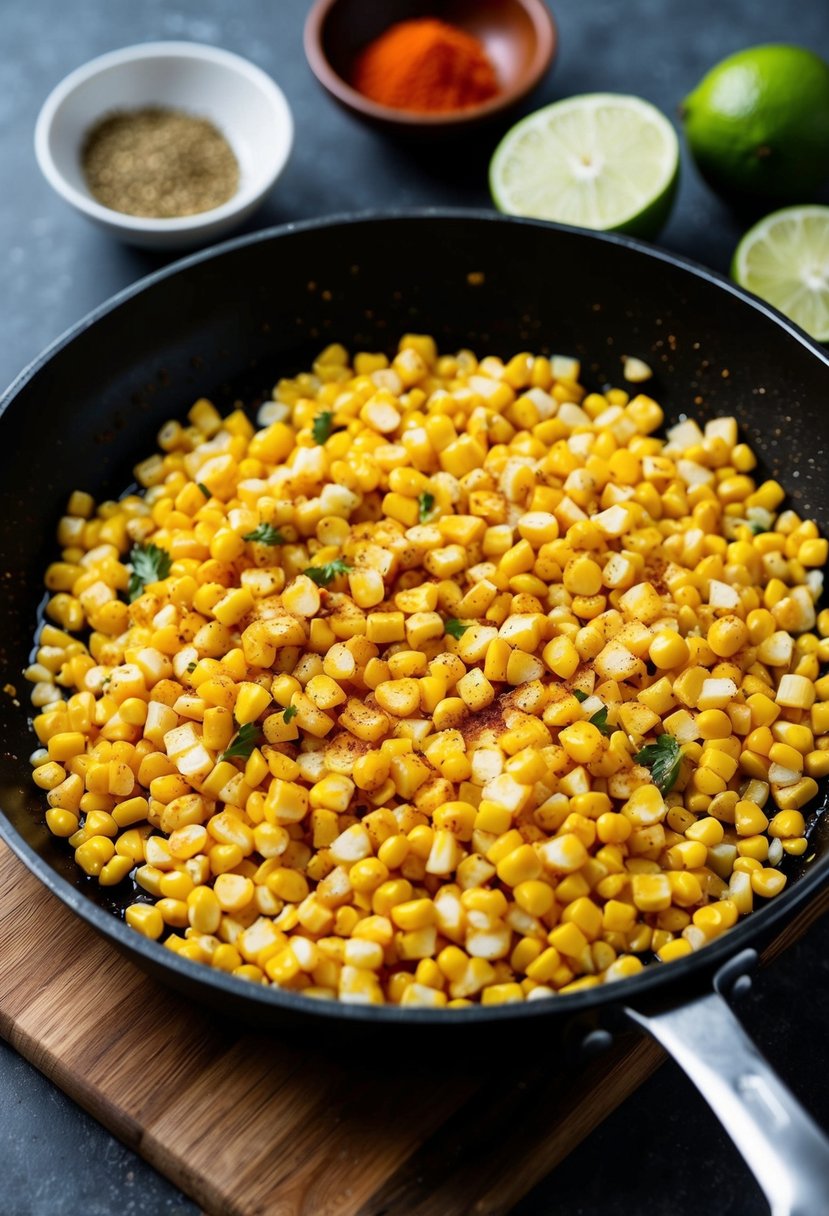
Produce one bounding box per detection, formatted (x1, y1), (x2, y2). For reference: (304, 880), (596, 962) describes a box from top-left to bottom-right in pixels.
(0, 840), (825, 1216)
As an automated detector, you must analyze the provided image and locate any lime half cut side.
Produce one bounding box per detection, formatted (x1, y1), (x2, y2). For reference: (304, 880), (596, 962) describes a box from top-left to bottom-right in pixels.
(489, 93), (679, 239)
(733, 205), (829, 342)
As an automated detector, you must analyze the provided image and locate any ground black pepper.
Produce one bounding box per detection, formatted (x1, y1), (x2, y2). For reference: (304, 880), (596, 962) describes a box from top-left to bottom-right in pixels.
(81, 106), (239, 218)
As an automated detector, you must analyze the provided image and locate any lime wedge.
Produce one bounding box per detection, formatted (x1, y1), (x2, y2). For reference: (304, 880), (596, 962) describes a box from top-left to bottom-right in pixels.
(732, 205), (829, 341)
(489, 94), (679, 239)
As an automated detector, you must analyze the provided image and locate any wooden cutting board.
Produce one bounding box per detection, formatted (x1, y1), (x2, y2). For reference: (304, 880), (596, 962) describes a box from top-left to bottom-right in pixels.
(0, 838), (826, 1216)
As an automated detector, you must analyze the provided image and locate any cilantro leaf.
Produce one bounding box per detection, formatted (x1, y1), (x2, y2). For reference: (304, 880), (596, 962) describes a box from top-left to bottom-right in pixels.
(128, 542), (171, 602)
(572, 689), (588, 703)
(197, 482), (211, 499)
(304, 558), (351, 586)
(418, 491), (435, 523)
(589, 706), (612, 735)
(312, 411), (336, 445)
(635, 734), (682, 795)
(220, 721), (263, 762)
(729, 507), (774, 538)
(747, 507), (774, 534)
(283, 705), (298, 723)
(444, 618), (470, 640)
(242, 522), (285, 546)
(186, 661), (197, 673)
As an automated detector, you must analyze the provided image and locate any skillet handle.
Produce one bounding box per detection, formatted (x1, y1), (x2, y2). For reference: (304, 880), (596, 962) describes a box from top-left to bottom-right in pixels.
(626, 980), (829, 1216)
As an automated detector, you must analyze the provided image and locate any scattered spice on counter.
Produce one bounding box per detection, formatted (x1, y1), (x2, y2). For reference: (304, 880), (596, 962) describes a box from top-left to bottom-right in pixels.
(81, 106), (239, 218)
(351, 18), (499, 113)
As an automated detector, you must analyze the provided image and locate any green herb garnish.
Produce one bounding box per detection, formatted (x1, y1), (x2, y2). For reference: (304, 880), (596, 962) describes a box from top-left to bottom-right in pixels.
(220, 721), (263, 762)
(444, 618), (470, 640)
(418, 491), (435, 523)
(747, 507), (774, 534)
(197, 482), (211, 499)
(304, 558), (351, 586)
(312, 411), (336, 445)
(128, 542), (171, 602)
(242, 522), (285, 546)
(729, 507), (773, 537)
(186, 661), (197, 673)
(283, 705), (298, 723)
(635, 734), (682, 795)
(589, 706), (612, 735)
(572, 689), (588, 703)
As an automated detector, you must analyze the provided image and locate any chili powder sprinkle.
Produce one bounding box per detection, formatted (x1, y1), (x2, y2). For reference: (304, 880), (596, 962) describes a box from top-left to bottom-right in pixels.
(81, 107), (239, 219)
(351, 18), (499, 113)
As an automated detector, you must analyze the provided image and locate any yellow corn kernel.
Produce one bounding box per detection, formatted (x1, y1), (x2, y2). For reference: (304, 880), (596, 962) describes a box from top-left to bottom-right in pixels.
(737, 835), (769, 862)
(266, 866), (310, 903)
(561, 896), (603, 941)
(631, 873), (672, 912)
(696, 710), (732, 741)
(601, 899), (636, 933)
(805, 746), (829, 778)
(125, 903), (164, 940)
(310, 773), (355, 814)
(154, 896), (188, 929)
(541, 635), (580, 679)
(455, 667), (495, 712)
(637, 678), (677, 716)
(493, 844), (541, 888)
(799, 538), (828, 566)
(45, 807), (80, 837)
(657, 938), (693, 963)
(33, 761), (67, 791)
(558, 721), (605, 765)
(773, 777), (818, 811)
(75, 835), (116, 876)
(47, 731), (86, 762)
(538, 833), (588, 874)
(374, 678), (421, 718)
(212, 587), (255, 627)
(563, 555), (603, 597)
(338, 698), (390, 743)
(707, 616), (749, 659)
(234, 681), (272, 725)
(211, 874), (254, 916)
(649, 630), (690, 670)
(751, 868), (787, 898)
(187, 885), (222, 933)
(509, 877), (552, 917)
(525, 946), (563, 983)
(548, 921), (588, 958)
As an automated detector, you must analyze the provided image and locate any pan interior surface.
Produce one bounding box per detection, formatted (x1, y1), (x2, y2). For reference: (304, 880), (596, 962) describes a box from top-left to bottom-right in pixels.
(2, 211), (829, 1026)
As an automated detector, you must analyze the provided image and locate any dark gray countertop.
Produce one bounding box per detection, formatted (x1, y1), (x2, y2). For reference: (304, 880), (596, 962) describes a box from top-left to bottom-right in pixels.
(2, 1), (829, 1214)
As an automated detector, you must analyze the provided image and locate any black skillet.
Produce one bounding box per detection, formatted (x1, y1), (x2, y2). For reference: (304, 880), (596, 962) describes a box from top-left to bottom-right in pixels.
(2, 212), (829, 1214)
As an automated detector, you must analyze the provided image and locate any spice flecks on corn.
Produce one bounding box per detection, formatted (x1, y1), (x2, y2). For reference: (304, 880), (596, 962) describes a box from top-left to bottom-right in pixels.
(26, 337), (827, 1006)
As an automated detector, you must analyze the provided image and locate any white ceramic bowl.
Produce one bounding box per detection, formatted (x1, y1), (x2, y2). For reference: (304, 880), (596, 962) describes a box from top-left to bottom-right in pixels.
(34, 42), (294, 250)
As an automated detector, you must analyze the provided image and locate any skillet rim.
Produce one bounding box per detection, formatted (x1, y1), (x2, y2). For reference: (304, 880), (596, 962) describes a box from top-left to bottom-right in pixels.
(2, 206), (828, 1025)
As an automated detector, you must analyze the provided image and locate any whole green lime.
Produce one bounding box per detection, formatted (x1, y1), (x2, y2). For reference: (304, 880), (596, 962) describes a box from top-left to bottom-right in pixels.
(681, 45), (829, 201)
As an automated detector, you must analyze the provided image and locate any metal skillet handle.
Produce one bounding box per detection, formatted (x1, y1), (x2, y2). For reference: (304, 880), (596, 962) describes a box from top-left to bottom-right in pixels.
(626, 950), (829, 1216)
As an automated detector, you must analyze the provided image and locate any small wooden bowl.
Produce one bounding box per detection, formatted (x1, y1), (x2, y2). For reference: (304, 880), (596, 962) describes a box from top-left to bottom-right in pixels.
(304, 0), (557, 134)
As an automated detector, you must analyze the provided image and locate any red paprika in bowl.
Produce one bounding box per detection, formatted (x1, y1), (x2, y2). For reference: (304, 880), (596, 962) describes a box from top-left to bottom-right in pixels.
(351, 18), (499, 114)
(304, 0), (557, 135)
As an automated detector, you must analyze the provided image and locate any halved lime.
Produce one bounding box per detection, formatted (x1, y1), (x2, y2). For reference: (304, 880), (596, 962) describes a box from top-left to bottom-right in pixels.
(489, 93), (679, 239)
(733, 206), (829, 341)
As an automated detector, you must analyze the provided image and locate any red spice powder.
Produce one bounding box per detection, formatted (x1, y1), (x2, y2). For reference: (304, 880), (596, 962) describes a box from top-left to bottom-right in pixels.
(351, 17), (499, 113)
